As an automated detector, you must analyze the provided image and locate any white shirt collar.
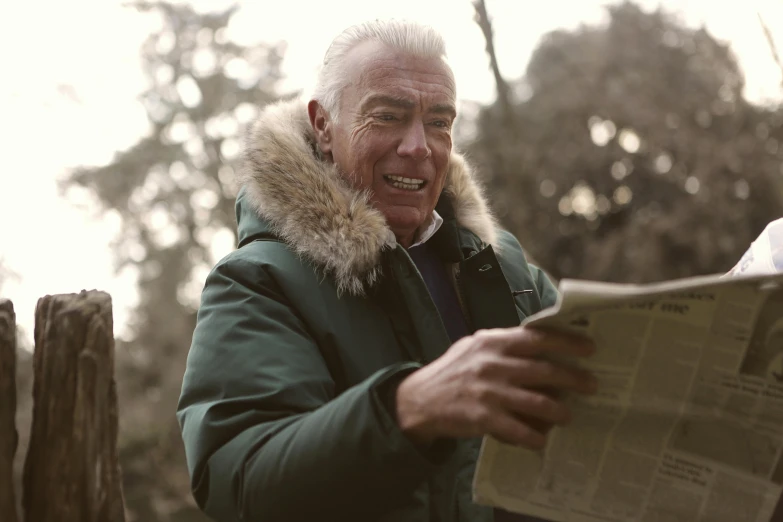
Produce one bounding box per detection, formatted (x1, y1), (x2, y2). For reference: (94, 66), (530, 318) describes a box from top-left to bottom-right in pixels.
(409, 210), (444, 248)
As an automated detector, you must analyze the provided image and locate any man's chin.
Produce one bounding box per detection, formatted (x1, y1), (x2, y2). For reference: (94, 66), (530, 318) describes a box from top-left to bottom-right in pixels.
(384, 212), (426, 246)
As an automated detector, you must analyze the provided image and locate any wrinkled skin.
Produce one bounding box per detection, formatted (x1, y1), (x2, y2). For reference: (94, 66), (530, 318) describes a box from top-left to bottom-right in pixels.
(308, 40), (456, 248)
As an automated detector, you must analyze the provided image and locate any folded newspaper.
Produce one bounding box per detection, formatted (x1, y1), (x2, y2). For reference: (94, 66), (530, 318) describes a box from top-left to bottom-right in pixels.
(473, 219), (783, 522)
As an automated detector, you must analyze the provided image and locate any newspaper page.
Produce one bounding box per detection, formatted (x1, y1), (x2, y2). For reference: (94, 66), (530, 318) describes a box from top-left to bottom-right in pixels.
(726, 218), (783, 277)
(473, 223), (783, 522)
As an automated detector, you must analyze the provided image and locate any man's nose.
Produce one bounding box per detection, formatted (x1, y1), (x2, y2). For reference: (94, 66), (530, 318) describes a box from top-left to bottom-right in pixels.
(397, 121), (431, 161)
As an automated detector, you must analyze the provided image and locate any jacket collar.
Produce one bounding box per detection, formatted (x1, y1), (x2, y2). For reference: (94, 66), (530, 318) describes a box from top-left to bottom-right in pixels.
(238, 98), (498, 295)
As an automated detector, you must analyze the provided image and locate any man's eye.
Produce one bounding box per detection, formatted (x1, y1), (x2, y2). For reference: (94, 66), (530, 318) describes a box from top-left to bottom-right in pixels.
(376, 114), (398, 122)
(431, 120), (450, 129)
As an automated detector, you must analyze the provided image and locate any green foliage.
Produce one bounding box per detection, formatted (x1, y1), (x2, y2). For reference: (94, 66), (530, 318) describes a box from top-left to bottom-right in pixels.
(466, 2), (783, 282)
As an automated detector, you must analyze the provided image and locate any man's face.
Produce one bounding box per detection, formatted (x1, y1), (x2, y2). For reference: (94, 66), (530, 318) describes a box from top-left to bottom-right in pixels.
(310, 41), (457, 248)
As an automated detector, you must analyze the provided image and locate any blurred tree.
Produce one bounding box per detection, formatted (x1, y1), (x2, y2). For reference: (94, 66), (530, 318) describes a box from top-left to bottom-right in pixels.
(467, 1), (783, 283)
(60, 3), (286, 520)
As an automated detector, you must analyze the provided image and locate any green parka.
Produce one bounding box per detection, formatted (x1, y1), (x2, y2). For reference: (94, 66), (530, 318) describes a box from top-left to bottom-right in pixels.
(177, 100), (558, 522)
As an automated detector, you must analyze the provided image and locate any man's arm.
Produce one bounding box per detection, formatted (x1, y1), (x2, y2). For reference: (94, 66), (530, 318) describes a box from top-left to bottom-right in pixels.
(176, 254), (449, 522)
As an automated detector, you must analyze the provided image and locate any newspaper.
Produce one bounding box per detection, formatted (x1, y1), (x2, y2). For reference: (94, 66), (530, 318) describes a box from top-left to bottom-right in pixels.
(473, 219), (783, 522)
(726, 219), (783, 277)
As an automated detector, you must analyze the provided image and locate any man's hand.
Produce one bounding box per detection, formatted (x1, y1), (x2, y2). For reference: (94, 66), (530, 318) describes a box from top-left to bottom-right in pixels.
(395, 326), (597, 450)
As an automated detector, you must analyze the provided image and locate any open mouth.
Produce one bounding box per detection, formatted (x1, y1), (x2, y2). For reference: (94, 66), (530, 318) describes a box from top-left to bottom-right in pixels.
(383, 175), (427, 191)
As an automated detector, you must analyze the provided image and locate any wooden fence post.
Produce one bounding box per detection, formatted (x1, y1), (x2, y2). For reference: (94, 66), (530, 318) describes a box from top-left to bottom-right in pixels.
(0, 299), (19, 522)
(23, 291), (125, 522)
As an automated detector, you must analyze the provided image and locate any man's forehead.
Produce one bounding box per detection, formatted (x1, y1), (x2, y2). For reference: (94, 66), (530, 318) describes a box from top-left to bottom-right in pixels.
(359, 64), (455, 92)
(344, 40), (456, 99)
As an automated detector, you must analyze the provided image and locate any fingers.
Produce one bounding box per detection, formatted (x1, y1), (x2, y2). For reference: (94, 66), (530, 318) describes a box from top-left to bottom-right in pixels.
(510, 358), (597, 394)
(473, 383), (569, 427)
(421, 326), (597, 448)
(487, 413), (548, 450)
(470, 326), (595, 359)
(516, 415), (555, 436)
(483, 386), (571, 449)
(469, 328), (598, 394)
(485, 390), (571, 450)
(512, 326), (596, 358)
(498, 386), (571, 425)
(474, 353), (596, 394)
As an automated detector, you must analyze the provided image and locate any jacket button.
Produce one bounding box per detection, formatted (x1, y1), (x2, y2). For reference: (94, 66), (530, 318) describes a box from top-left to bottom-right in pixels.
(478, 264), (493, 272)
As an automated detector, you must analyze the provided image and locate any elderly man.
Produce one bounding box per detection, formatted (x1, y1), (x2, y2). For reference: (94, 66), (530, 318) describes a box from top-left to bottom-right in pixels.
(177, 19), (598, 522)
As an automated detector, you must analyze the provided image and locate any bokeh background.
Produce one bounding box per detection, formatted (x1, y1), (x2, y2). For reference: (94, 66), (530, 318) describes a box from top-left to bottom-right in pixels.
(2, 0), (782, 520)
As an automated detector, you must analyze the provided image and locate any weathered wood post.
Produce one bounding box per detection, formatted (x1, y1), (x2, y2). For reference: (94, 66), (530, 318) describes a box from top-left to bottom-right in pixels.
(0, 299), (19, 522)
(23, 291), (125, 522)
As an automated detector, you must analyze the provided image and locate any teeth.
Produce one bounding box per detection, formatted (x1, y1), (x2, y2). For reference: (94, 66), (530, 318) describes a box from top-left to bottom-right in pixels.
(390, 182), (419, 190)
(384, 175), (425, 191)
(387, 175), (424, 185)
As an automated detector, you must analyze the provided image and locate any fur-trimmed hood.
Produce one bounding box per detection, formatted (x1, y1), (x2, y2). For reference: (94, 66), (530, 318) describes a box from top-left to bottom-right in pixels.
(237, 98), (498, 295)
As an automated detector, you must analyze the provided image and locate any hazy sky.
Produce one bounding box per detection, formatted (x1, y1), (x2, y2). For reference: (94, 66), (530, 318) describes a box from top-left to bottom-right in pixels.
(1, 0), (782, 343)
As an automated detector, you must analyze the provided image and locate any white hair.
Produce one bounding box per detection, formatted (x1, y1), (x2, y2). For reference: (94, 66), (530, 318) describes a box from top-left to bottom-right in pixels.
(311, 19), (451, 121)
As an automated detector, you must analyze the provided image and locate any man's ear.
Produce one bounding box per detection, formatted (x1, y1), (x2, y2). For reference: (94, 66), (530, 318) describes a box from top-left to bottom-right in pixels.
(308, 99), (333, 159)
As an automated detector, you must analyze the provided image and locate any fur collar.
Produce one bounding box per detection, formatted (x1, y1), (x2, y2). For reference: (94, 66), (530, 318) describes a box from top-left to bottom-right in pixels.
(239, 99), (498, 295)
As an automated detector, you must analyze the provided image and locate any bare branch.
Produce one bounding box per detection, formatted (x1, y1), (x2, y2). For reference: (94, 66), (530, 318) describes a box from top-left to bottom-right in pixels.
(473, 0), (513, 114)
(758, 12), (783, 89)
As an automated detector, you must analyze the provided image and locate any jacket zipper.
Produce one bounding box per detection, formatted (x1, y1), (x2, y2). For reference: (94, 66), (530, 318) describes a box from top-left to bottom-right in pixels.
(453, 263), (475, 333)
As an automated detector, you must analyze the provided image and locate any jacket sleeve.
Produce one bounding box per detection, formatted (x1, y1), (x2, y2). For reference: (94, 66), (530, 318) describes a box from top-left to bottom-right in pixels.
(176, 253), (449, 522)
(528, 263), (559, 309)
